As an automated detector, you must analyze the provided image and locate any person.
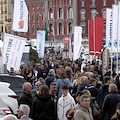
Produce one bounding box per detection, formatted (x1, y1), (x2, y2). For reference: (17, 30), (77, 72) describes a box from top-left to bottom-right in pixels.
(102, 84), (120, 120)
(66, 108), (74, 120)
(57, 84), (75, 120)
(31, 85), (56, 120)
(4, 114), (18, 120)
(74, 94), (93, 120)
(57, 72), (71, 98)
(77, 76), (88, 92)
(45, 69), (55, 88)
(111, 103), (120, 120)
(9, 67), (16, 75)
(98, 76), (111, 109)
(19, 82), (33, 117)
(31, 81), (41, 99)
(17, 104), (31, 120)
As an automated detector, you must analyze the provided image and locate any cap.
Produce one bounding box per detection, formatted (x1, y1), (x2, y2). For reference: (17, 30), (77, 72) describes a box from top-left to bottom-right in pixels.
(76, 91), (84, 97)
(116, 103), (120, 109)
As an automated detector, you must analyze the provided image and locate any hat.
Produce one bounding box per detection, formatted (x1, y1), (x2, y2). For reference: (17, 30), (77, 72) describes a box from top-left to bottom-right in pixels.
(116, 103), (120, 109)
(76, 91), (84, 97)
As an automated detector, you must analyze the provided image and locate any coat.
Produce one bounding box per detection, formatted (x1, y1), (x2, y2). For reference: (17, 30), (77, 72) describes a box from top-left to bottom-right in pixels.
(19, 115), (32, 120)
(102, 93), (120, 120)
(74, 105), (93, 120)
(57, 93), (75, 120)
(31, 94), (56, 120)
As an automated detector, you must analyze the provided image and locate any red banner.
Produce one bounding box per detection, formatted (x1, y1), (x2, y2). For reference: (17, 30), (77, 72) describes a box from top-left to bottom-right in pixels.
(89, 20), (94, 55)
(95, 17), (103, 56)
(64, 37), (71, 50)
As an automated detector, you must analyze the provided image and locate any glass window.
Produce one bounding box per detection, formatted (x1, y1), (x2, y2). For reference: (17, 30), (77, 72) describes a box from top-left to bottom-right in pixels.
(92, 0), (95, 5)
(1, 6), (3, 14)
(37, 24), (40, 30)
(32, 24), (35, 35)
(5, 6), (7, 13)
(28, 13), (30, 23)
(32, 12), (35, 22)
(103, 22), (106, 33)
(80, 22), (86, 33)
(58, 8), (63, 19)
(49, 23), (53, 34)
(68, 22), (72, 34)
(42, 12), (45, 20)
(37, 3), (39, 9)
(103, 0), (106, 6)
(5, 16), (7, 21)
(91, 9), (97, 19)
(32, 3), (34, 10)
(49, 8), (53, 19)
(58, 23), (62, 35)
(69, 0), (71, 5)
(37, 12), (40, 22)
(102, 9), (106, 19)
(81, 0), (85, 7)
(68, 7), (73, 19)
(80, 9), (86, 20)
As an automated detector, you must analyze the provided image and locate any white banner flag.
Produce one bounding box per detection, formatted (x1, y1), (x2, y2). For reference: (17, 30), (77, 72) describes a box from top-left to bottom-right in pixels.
(118, 2), (120, 50)
(73, 26), (82, 61)
(12, 0), (28, 32)
(112, 4), (118, 52)
(106, 8), (112, 50)
(3, 34), (26, 71)
(37, 31), (45, 58)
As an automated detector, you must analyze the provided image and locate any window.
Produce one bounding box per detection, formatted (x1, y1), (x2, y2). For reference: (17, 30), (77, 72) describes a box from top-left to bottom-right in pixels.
(42, 12), (45, 20)
(28, 25), (30, 33)
(114, 0), (117, 4)
(1, 0), (3, 4)
(32, 12), (35, 22)
(91, 9), (97, 19)
(58, 8), (63, 19)
(37, 12), (40, 22)
(103, 21), (106, 33)
(58, 23), (62, 35)
(68, 22), (72, 34)
(68, 7), (73, 19)
(1, 26), (3, 33)
(1, 16), (3, 23)
(42, 2), (44, 9)
(5, 16), (7, 21)
(5, 26), (7, 33)
(92, 0), (95, 5)
(32, 24), (35, 35)
(81, 0), (85, 7)
(50, 1), (52, 6)
(5, 6), (7, 13)
(42, 25), (44, 30)
(4, 0), (7, 4)
(80, 22), (86, 33)
(103, 0), (106, 6)
(1, 6), (3, 14)
(28, 13), (30, 23)
(102, 9), (106, 19)
(49, 8), (53, 19)
(37, 3), (39, 9)
(69, 0), (71, 5)
(59, 0), (61, 5)
(80, 9), (86, 20)
(49, 23), (53, 35)
(37, 24), (40, 30)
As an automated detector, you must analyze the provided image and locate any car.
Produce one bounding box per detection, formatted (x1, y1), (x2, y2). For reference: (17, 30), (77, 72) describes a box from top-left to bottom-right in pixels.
(0, 97), (12, 119)
(0, 82), (18, 115)
(0, 74), (25, 98)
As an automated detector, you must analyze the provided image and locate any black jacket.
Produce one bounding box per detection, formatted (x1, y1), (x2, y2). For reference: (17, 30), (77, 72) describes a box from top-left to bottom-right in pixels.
(31, 94), (56, 120)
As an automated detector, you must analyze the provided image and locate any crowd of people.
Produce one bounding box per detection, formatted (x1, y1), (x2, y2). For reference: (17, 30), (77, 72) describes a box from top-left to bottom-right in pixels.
(5, 53), (120, 120)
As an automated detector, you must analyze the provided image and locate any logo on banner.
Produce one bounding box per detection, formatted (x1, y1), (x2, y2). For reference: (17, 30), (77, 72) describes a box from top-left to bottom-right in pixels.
(113, 39), (117, 48)
(18, 0), (24, 29)
(108, 40), (112, 48)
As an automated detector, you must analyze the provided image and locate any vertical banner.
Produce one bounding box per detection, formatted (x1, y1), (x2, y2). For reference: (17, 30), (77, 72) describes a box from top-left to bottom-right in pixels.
(112, 4), (118, 52)
(37, 31), (45, 58)
(94, 17), (103, 56)
(73, 26), (82, 60)
(89, 20), (94, 55)
(71, 34), (74, 53)
(118, 2), (120, 50)
(106, 8), (113, 50)
(3, 34), (26, 71)
(64, 37), (71, 50)
(12, 0), (28, 32)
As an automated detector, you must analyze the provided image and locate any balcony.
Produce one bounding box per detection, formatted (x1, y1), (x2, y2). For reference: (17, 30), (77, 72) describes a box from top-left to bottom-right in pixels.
(90, 5), (96, 9)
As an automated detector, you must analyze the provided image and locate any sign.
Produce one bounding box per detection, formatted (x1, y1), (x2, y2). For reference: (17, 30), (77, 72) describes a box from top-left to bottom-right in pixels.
(12, 0), (28, 32)
(37, 31), (45, 58)
(3, 34), (26, 71)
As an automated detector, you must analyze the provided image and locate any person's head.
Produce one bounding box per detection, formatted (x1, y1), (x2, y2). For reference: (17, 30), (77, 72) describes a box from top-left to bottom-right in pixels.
(82, 89), (91, 97)
(116, 103), (120, 116)
(75, 91), (84, 102)
(41, 64), (45, 70)
(39, 85), (49, 95)
(104, 76), (111, 85)
(60, 72), (67, 79)
(89, 78), (97, 87)
(29, 65), (33, 71)
(75, 71), (81, 79)
(109, 84), (118, 93)
(10, 67), (14, 73)
(35, 81), (42, 91)
(4, 114), (18, 120)
(80, 94), (90, 109)
(17, 104), (30, 118)
(80, 76), (88, 85)
(22, 82), (32, 94)
(50, 82), (58, 96)
(38, 77), (44, 84)
(48, 69), (55, 76)
(66, 108), (74, 120)
(62, 84), (69, 97)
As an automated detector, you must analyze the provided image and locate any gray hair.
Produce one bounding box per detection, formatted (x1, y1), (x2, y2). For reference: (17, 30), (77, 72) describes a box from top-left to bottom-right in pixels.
(19, 104), (30, 115)
(80, 94), (90, 102)
(22, 82), (31, 91)
(49, 69), (55, 76)
(80, 76), (88, 84)
(109, 84), (118, 93)
(4, 114), (18, 120)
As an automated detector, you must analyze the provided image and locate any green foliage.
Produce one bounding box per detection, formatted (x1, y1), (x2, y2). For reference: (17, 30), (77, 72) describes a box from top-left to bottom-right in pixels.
(29, 47), (39, 64)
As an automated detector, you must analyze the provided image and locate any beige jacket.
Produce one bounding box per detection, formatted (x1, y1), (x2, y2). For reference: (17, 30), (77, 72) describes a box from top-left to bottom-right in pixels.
(74, 105), (93, 120)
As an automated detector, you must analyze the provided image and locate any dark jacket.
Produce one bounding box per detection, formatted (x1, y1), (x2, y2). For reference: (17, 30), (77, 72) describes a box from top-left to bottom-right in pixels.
(31, 94), (56, 120)
(97, 85), (109, 108)
(77, 84), (85, 92)
(45, 75), (55, 88)
(102, 93), (120, 120)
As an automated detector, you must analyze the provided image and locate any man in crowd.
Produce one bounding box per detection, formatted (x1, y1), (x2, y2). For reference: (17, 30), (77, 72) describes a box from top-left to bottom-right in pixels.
(17, 104), (31, 120)
(74, 94), (93, 120)
(57, 84), (75, 120)
(19, 82), (32, 117)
